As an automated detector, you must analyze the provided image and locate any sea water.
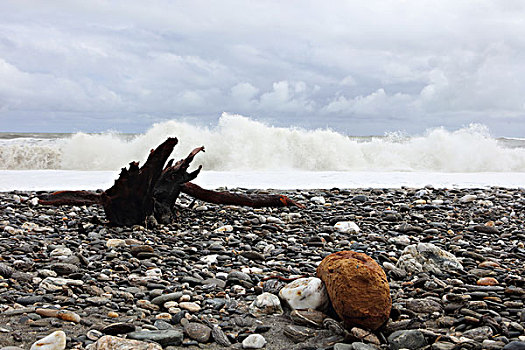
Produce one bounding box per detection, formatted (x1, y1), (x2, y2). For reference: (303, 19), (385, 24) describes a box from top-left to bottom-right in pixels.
(1, 114), (524, 191)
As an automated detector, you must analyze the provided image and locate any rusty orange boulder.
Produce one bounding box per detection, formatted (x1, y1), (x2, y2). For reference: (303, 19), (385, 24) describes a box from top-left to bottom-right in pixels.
(316, 251), (391, 331)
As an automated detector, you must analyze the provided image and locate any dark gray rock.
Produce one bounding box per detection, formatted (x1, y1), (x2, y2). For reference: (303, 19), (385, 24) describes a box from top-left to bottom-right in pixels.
(127, 329), (184, 347)
(388, 329), (427, 350)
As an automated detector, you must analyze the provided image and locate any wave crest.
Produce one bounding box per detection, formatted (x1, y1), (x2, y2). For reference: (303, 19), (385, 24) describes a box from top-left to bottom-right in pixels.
(1, 113), (524, 172)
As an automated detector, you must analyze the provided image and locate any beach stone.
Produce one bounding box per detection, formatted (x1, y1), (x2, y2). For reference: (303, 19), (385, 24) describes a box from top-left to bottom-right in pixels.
(101, 323), (136, 335)
(462, 326), (493, 341)
(283, 325), (317, 343)
(211, 325), (232, 347)
(311, 196), (326, 205)
(87, 335), (162, 350)
(503, 341), (525, 350)
(334, 221), (360, 234)
(151, 292), (183, 305)
(290, 309), (327, 327)
(279, 277), (329, 311)
(242, 334), (267, 349)
(316, 251), (391, 331)
(396, 243), (463, 276)
(184, 322), (211, 343)
(127, 330), (183, 347)
(250, 292), (283, 316)
(387, 329), (427, 350)
(459, 194), (477, 202)
(179, 302), (201, 312)
(477, 277), (499, 286)
(30, 330), (66, 350)
(106, 239), (126, 248)
(39, 277), (84, 291)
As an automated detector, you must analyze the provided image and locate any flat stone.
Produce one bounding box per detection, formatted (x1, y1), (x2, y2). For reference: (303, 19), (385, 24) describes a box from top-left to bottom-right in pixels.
(30, 330), (66, 350)
(127, 330), (184, 347)
(184, 322), (211, 343)
(87, 335), (162, 350)
(388, 329), (427, 350)
(242, 334), (267, 349)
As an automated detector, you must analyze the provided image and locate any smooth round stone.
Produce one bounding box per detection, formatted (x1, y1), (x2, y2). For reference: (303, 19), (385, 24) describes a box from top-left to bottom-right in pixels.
(89, 335), (162, 350)
(179, 302), (201, 313)
(184, 322), (212, 343)
(249, 292), (283, 316)
(387, 330), (427, 350)
(477, 277), (499, 286)
(242, 334), (267, 349)
(279, 277), (329, 311)
(334, 221), (360, 234)
(30, 330), (66, 350)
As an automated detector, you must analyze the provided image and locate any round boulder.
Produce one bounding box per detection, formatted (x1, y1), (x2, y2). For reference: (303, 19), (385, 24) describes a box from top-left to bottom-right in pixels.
(316, 251), (391, 331)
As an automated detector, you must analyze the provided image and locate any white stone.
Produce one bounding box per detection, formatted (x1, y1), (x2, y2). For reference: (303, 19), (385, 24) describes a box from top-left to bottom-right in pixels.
(266, 216), (284, 224)
(242, 334), (267, 349)
(242, 267), (263, 274)
(279, 277), (329, 311)
(179, 302), (201, 312)
(87, 335), (162, 350)
(22, 222), (39, 231)
(30, 330), (66, 350)
(250, 292), (283, 316)
(334, 221), (360, 234)
(214, 225), (233, 233)
(3, 226), (16, 234)
(396, 243), (463, 276)
(200, 254), (218, 265)
(145, 268), (162, 278)
(310, 196), (326, 205)
(459, 194), (477, 203)
(106, 239), (127, 248)
(29, 197), (39, 206)
(49, 247), (72, 258)
(389, 235), (411, 246)
(39, 277), (84, 291)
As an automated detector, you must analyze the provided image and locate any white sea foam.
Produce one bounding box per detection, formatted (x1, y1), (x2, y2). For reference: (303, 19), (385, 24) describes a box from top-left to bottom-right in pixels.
(1, 113), (524, 172)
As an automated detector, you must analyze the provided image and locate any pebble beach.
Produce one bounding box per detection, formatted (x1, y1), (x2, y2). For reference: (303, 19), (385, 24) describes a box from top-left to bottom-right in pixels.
(0, 186), (524, 350)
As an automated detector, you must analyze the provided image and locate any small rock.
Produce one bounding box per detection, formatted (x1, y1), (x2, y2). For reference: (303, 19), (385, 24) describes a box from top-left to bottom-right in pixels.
(184, 322), (211, 343)
(127, 330), (184, 347)
(387, 329), (427, 350)
(30, 330), (66, 350)
(477, 277), (499, 286)
(179, 302), (201, 313)
(283, 325), (316, 343)
(396, 243), (463, 276)
(242, 334), (267, 349)
(334, 221), (360, 234)
(88, 335), (162, 350)
(250, 292), (283, 316)
(279, 277), (329, 311)
(503, 341), (525, 350)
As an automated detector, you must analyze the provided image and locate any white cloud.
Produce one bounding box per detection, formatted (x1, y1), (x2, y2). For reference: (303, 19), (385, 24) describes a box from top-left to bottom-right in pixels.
(0, 0), (524, 135)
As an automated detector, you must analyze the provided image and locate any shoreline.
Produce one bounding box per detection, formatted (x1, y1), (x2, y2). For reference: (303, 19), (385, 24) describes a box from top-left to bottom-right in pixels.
(0, 187), (524, 349)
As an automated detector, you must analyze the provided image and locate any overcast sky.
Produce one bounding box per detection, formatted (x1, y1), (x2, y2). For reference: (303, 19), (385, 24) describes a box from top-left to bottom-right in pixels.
(1, 0), (524, 136)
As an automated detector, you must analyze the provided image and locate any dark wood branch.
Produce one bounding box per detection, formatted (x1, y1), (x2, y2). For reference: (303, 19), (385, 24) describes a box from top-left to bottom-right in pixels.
(38, 138), (303, 226)
(39, 191), (102, 206)
(180, 182), (305, 209)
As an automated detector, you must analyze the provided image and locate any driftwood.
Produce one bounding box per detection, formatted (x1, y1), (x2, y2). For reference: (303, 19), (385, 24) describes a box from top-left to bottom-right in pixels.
(40, 137), (302, 226)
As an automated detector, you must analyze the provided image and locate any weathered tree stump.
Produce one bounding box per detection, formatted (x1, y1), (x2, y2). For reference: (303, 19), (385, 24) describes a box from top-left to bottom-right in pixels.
(40, 137), (302, 226)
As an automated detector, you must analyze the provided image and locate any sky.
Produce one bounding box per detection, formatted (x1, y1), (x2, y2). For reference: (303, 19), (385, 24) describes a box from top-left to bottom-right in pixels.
(0, 0), (524, 136)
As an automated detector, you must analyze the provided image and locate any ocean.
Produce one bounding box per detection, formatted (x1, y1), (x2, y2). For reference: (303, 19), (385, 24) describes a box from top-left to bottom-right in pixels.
(1, 114), (524, 191)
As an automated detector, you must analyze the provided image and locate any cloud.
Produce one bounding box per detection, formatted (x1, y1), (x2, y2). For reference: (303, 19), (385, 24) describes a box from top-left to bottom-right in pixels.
(0, 0), (524, 135)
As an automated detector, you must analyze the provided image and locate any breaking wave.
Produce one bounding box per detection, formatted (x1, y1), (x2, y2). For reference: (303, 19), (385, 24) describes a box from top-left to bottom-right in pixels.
(1, 113), (524, 172)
